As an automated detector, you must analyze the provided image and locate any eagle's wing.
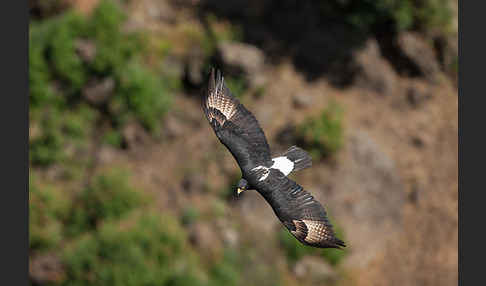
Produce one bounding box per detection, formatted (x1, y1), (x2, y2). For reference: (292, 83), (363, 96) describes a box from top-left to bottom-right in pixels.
(255, 169), (345, 248)
(202, 68), (272, 170)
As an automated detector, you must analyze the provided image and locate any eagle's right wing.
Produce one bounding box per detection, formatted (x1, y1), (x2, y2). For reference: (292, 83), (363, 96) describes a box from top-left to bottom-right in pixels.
(202, 68), (272, 170)
(255, 169), (346, 248)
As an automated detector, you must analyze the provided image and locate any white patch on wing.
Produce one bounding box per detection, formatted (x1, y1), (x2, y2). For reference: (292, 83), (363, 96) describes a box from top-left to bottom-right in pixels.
(270, 156), (294, 176)
(252, 166), (270, 181)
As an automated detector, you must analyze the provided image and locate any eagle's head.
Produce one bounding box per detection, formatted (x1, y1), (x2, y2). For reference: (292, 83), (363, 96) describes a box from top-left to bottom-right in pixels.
(236, 179), (249, 197)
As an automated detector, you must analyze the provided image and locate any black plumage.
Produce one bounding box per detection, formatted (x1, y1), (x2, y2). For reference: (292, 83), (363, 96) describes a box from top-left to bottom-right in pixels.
(202, 68), (345, 249)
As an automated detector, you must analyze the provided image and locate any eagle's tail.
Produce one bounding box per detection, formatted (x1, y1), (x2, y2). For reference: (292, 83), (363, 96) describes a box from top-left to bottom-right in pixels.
(281, 146), (312, 172)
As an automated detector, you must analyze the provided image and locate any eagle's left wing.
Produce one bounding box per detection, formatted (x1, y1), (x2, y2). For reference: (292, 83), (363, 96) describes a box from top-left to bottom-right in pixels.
(202, 68), (272, 171)
(254, 169), (345, 248)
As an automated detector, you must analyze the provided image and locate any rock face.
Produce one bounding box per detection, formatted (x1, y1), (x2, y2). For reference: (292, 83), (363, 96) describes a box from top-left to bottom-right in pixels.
(326, 131), (406, 267)
(397, 32), (441, 82)
(216, 42), (266, 88)
(353, 39), (398, 96)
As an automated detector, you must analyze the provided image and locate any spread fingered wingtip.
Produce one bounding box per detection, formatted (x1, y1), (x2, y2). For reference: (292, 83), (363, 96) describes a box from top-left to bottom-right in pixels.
(207, 67), (225, 93)
(334, 239), (346, 249)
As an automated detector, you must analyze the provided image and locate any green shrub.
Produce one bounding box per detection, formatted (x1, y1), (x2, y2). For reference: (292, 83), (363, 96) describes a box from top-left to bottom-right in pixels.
(29, 108), (66, 166)
(117, 62), (173, 133)
(414, 0), (454, 35)
(297, 102), (344, 159)
(66, 169), (146, 236)
(49, 13), (87, 93)
(103, 129), (124, 148)
(30, 103), (97, 166)
(87, 0), (142, 75)
(181, 207), (201, 226)
(209, 249), (240, 286)
(29, 39), (57, 111)
(62, 212), (204, 286)
(29, 174), (71, 251)
(342, 0), (414, 32)
(321, 0), (453, 35)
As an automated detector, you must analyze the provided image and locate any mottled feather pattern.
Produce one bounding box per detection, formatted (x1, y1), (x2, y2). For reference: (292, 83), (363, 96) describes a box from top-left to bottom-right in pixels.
(205, 80), (238, 125)
(300, 220), (340, 245)
(202, 68), (272, 169)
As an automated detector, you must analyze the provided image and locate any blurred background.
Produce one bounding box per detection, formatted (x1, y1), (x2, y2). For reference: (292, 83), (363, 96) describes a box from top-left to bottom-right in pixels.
(29, 0), (458, 285)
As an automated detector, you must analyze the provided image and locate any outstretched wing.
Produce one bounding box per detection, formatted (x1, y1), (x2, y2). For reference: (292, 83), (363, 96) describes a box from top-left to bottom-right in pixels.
(202, 68), (272, 171)
(254, 169), (345, 248)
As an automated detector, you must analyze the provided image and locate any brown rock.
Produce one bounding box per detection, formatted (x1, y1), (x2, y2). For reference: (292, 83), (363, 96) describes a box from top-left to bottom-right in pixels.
(71, 0), (100, 15)
(75, 39), (96, 63)
(29, 253), (64, 285)
(406, 84), (431, 108)
(354, 39), (398, 96)
(122, 121), (150, 149)
(82, 77), (115, 105)
(216, 42), (266, 88)
(292, 93), (313, 109)
(185, 46), (205, 86)
(188, 222), (222, 257)
(397, 32), (441, 82)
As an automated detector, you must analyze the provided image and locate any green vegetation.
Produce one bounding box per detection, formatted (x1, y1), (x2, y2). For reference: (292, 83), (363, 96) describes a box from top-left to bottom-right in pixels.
(102, 129), (124, 148)
(29, 173), (71, 251)
(29, 0), (177, 167)
(66, 169), (146, 237)
(209, 249), (241, 286)
(181, 207), (201, 226)
(30, 166), (285, 286)
(63, 212), (204, 286)
(297, 102), (344, 159)
(327, 0), (454, 35)
(116, 62), (173, 133)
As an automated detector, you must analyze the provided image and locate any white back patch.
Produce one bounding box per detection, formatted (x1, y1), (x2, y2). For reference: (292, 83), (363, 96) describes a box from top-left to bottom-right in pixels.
(252, 166), (270, 181)
(271, 156), (294, 176)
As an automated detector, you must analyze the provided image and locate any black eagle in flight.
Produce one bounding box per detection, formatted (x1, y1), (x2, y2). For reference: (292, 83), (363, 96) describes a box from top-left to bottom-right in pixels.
(202, 68), (345, 249)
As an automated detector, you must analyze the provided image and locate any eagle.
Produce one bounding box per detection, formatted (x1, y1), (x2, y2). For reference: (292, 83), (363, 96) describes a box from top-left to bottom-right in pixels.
(202, 68), (345, 249)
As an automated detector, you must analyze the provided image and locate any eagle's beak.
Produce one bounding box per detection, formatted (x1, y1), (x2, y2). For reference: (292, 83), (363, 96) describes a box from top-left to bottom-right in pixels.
(237, 188), (244, 196)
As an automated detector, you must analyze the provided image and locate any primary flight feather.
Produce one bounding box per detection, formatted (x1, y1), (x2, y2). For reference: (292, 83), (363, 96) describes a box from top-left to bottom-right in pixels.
(202, 68), (345, 249)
